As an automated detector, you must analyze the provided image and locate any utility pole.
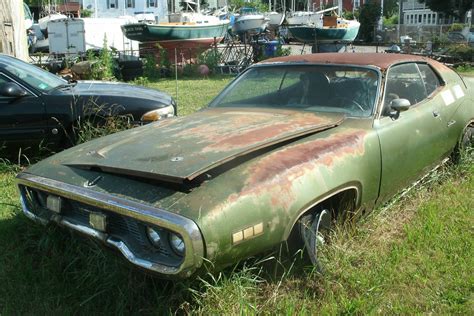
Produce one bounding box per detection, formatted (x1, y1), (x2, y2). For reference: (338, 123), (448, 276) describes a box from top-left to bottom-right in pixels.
(378, 0), (384, 31)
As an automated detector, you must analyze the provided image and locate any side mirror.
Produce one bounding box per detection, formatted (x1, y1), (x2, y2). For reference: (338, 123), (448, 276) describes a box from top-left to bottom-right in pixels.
(389, 98), (410, 119)
(0, 82), (28, 98)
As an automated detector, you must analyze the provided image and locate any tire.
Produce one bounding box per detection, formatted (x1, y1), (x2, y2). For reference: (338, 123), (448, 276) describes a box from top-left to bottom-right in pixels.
(452, 122), (474, 163)
(298, 209), (332, 272)
(121, 67), (143, 81)
(119, 60), (143, 69)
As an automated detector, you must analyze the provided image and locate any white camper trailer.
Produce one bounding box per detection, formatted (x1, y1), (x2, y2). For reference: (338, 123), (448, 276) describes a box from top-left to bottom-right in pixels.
(48, 18), (139, 56)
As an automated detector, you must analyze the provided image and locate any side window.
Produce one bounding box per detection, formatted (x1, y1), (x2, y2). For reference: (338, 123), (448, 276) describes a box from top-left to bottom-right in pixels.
(417, 63), (441, 96)
(383, 63), (427, 115)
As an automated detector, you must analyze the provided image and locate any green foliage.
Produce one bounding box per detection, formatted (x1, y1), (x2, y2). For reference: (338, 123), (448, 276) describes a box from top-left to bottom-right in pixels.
(197, 49), (222, 73)
(74, 115), (133, 145)
(383, 0), (399, 17)
(143, 54), (159, 80)
(343, 10), (357, 20)
(228, 0), (268, 12)
(447, 44), (474, 62)
(80, 9), (93, 17)
(358, 0), (382, 42)
(383, 14), (399, 26)
(455, 63), (474, 73)
(419, 0), (472, 20)
(449, 23), (465, 32)
(86, 36), (119, 81)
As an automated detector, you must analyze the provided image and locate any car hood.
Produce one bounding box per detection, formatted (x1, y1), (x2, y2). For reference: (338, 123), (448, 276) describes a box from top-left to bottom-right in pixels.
(57, 108), (345, 183)
(70, 81), (172, 103)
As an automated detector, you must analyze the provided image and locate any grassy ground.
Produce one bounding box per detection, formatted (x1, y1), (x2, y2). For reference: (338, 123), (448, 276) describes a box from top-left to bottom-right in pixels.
(0, 76), (473, 314)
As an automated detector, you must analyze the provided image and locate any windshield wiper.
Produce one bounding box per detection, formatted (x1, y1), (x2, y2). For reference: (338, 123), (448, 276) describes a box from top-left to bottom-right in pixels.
(49, 81), (77, 91)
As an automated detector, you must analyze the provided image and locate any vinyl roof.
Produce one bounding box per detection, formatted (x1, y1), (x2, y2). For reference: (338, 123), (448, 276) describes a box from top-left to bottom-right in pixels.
(260, 53), (443, 71)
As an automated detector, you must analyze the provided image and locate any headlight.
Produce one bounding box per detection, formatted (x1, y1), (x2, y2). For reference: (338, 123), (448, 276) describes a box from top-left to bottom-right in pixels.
(146, 227), (162, 248)
(169, 233), (185, 256)
(141, 104), (175, 122)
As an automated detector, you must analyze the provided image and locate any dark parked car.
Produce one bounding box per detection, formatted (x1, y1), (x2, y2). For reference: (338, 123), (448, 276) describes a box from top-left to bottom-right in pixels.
(0, 54), (175, 154)
(17, 54), (473, 278)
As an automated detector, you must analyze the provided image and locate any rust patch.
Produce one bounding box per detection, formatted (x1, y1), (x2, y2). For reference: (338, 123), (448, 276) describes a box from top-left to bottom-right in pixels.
(246, 129), (366, 186)
(174, 111), (329, 153)
(204, 115), (328, 152)
(222, 129), (367, 210)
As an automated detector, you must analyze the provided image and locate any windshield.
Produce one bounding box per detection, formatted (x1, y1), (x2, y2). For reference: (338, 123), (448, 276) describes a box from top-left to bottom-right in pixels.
(209, 65), (380, 117)
(0, 56), (66, 92)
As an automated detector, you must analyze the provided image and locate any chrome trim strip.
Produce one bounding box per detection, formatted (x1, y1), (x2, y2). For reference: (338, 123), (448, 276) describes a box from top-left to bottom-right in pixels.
(17, 172), (204, 277)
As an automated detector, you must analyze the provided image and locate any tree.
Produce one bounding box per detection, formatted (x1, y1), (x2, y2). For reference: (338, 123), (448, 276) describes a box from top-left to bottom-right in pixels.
(419, 0), (472, 20)
(383, 0), (399, 17)
(358, 0), (382, 42)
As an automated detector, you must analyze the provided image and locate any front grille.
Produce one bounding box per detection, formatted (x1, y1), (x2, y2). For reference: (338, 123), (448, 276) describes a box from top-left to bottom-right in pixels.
(21, 186), (180, 267)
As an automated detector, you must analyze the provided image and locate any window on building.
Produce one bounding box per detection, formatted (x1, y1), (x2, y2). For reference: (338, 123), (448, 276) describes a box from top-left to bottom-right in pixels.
(418, 15), (422, 23)
(147, 0), (158, 7)
(126, 0), (135, 8)
(427, 14), (431, 24)
(354, 0), (360, 9)
(107, 0), (118, 9)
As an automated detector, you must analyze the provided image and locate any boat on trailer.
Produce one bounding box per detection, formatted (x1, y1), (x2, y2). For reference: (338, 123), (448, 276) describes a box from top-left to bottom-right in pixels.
(121, 0), (229, 49)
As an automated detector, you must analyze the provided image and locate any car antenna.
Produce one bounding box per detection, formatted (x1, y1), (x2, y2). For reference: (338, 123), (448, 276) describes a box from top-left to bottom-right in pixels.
(175, 48), (179, 116)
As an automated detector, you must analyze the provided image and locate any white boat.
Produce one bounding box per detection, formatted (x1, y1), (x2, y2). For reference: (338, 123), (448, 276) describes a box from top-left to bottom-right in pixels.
(265, 0), (285, 29)
(39, 13), (68, 31)
(233, 7), (269, 35)
(286, 11), (321, 25)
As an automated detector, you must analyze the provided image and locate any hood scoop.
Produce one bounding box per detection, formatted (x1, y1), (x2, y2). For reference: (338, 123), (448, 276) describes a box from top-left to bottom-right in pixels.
(64, 108), (345, 184)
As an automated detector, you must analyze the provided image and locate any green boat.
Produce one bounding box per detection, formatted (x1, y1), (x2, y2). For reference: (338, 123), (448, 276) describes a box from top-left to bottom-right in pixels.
(288, 18), (360, 43)
(121, 18), (230, 47)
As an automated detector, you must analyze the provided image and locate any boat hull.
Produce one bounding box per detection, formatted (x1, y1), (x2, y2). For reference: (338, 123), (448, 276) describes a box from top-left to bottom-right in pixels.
(265, 12), (285, 29)
(121, 22), (229, 44)
(232, 15), (268, 34)
(288, 21), (360, 43)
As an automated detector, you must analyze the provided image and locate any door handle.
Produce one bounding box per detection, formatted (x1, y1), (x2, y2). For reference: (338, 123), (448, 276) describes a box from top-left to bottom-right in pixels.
(432, 111), (440, 118)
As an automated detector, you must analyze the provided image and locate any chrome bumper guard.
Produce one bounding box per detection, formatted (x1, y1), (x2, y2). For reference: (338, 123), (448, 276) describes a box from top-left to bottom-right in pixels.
(17, 172), (204, 278)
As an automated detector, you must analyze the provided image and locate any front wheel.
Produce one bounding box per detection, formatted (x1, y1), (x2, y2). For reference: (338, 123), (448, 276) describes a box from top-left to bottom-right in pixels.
(299, 209), (332, 272)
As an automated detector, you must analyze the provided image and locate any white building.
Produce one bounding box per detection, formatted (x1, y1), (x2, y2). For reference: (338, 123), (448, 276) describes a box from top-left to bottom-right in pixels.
(402, 0), (452, 25)
(81, 0), (168, 22)
(0, 0), (28, 60)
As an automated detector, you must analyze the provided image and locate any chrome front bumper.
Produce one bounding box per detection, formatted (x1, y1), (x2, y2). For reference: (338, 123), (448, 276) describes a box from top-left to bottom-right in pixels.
(17, 172), (204, 278)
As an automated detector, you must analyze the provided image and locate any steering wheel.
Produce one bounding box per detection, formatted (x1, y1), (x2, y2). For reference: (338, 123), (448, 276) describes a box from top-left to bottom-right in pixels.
(330, 96), (365, 112)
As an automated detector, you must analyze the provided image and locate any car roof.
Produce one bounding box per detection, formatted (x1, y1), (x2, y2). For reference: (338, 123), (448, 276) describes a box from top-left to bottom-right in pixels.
(260, 53), (443, 71)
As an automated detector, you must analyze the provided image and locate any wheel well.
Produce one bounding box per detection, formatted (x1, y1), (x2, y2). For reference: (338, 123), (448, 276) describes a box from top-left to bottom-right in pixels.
(307, 189), (358, 222)
(286, 188), (359, 242)
(284, 188), (359, 256)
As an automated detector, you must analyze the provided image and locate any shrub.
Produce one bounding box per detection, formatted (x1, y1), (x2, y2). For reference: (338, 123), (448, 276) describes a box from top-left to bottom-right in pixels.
(449, 23), (465, 32)
(447, 44), (474, 62)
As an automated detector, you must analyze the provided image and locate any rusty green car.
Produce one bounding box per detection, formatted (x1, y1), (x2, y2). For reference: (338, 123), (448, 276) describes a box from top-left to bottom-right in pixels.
(16, 54), (473, 278)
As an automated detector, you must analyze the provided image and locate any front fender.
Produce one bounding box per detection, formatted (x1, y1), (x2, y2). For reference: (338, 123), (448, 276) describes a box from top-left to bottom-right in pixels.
(171, 124), (381, 269)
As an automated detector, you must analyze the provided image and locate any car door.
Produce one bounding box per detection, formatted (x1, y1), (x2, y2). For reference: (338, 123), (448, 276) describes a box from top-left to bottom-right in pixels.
(374, 62), (448, 201)
(0, 73), (48, 152)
